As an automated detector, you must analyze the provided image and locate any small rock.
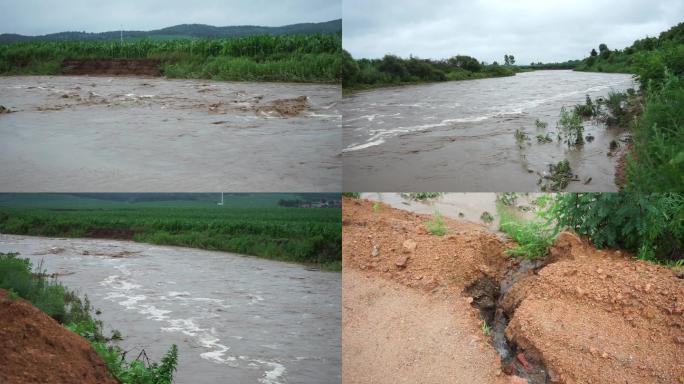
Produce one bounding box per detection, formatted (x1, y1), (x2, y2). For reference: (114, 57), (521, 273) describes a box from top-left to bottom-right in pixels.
(371, 245), (380, 257)
(589, 347), (598, 355)
(674, 336), (684, 345)
(402, 239), (417, 253)
(395, 255), (409, 268)
(644, 283), (652, 292)
(509, 376), (528, 384)
(466, 297), (474, 304)
(601, 352), (609, 359)
(576, 286), (585, 296)
(516, 352), (531, 371)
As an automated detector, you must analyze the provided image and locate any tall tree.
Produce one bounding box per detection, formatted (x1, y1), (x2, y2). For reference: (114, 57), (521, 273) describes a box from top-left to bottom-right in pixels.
(509, 55), (515, 65)
(504, 54), (510, 65)
(591, 48), (598, 57)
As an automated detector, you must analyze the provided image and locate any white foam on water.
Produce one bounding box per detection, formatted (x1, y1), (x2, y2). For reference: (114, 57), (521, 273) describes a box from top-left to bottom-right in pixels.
(255, 360), (287, 384)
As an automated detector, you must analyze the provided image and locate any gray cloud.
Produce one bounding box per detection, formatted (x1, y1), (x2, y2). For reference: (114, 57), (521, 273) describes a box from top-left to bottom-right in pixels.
(0, 0), (340, 35)
(343, 0), (684, 64)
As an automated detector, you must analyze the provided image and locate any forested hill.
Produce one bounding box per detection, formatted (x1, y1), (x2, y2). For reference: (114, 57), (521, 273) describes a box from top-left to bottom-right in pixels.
(0, 19), (341, 43)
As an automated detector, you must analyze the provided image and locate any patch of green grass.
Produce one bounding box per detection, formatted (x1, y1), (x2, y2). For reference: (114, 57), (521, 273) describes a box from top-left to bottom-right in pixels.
(514, 129), (530, 146)
(480, 211), (494, 224)
(497, 203), (557, 259)
(426, 211), (448, 236)
(481, 319), (492, 336)
(497, 193), (519, 207)
(400, 192), (443, 201)
(372, 202), (381, 213)
(342, 192), (361, 199)
(557, 107), (584, 147)
(536, 133), (553, 143)
(541, 159), (574, 191)
(534, 119), (548, 129)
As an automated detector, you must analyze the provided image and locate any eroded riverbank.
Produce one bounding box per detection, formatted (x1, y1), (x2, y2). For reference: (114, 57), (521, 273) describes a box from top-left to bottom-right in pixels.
(0, 76), (341, 192)
(343, 70), (635, 191)
(342, 197), (684, 384)
(0, 234), (341, 384)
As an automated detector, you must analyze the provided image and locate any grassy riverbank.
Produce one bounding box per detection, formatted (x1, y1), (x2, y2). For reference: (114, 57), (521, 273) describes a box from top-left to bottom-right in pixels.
(0, 33), (341, 83)
(0, 253), (178, 383)
(573, 22), (684, 191)
(342, 50), (514, 91)
(0, 194), (342, 271)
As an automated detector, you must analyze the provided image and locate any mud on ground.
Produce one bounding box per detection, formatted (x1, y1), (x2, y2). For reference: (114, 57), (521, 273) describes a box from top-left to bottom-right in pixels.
(342, 197), (684, 384)
(0, 289), (118, 384)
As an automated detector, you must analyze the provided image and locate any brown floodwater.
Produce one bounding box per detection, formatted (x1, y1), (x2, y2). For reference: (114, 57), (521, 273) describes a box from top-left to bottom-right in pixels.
(343, 70), (635, 191)
(0, 234), (341, 384)
(0, 76), (341, 192)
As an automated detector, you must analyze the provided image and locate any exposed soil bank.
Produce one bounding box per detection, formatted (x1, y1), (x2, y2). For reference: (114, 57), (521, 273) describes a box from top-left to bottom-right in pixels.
(0, 76), (340, 191)
(342, 197), (684, 384)
(0, 289), (118, 384)
(62, 59), (161, 76)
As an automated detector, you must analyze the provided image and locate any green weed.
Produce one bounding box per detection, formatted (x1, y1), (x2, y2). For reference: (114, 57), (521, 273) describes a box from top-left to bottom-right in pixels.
(426, 211), (448, 236)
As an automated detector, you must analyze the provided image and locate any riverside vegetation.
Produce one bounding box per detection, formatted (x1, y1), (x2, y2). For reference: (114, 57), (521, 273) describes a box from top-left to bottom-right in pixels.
(0, 253), (178, 383)
(495, 193), (683, 267)
(574, 22), (684, 191)
(0, 194), (342, 270)
(342, 50), (514, 89)
(0, 33), (341, 83)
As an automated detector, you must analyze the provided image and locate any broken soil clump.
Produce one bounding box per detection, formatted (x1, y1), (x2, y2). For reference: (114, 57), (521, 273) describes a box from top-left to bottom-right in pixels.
(0, 289), (118, 384)
(256, 96), (309, 117)
(343, 197), (684, 384)
(62, 58), (161, 76)
(502, 232), (684, 384)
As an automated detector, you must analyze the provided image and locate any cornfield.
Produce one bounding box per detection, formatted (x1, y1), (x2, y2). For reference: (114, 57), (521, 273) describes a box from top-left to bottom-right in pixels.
(0, 33), (341, 83)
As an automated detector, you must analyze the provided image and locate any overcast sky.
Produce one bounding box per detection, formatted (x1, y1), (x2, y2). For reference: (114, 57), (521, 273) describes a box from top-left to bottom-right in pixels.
(344, 0), (684, 64)
(0, 0), (340, 35)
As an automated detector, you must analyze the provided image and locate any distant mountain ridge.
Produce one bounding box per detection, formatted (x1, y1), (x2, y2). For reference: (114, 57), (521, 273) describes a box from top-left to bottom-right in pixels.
(0, 19), (341, 43)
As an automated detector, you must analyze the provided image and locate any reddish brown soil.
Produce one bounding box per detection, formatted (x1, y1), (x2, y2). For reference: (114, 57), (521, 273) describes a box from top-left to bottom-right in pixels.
(503, 232), (684, 384)
(62, 59), (161, 76)
(343, 268), (509, 384)
(85, 228), (135, 240)
(342, 197), (684, 384)
(0, 290), (118, 384)
(343, 197), (513, 294)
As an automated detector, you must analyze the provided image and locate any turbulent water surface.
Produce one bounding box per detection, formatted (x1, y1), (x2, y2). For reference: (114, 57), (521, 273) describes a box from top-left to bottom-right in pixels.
(0, 234), (341, 384)
(343, 70), (635, 191)
(0, 76), (341, 192)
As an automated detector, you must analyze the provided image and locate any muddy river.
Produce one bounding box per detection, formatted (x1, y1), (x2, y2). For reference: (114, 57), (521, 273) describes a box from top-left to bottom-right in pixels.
(343, 70), (635, 191)
(360, 192), (540, 228)
(0, 76), (340, 192)
(0, 234), (341, 384)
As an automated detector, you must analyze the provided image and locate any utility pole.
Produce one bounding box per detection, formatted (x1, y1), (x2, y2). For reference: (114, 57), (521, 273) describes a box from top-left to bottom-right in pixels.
(120, 25), (123, 44)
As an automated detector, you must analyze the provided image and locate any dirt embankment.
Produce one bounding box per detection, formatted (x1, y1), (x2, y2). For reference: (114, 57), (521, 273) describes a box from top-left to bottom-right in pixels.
(342, 197), (684, 384)
(503, 232), (684, 384)
(0, 290), (118, 384)
(62, 58), (161, 76)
